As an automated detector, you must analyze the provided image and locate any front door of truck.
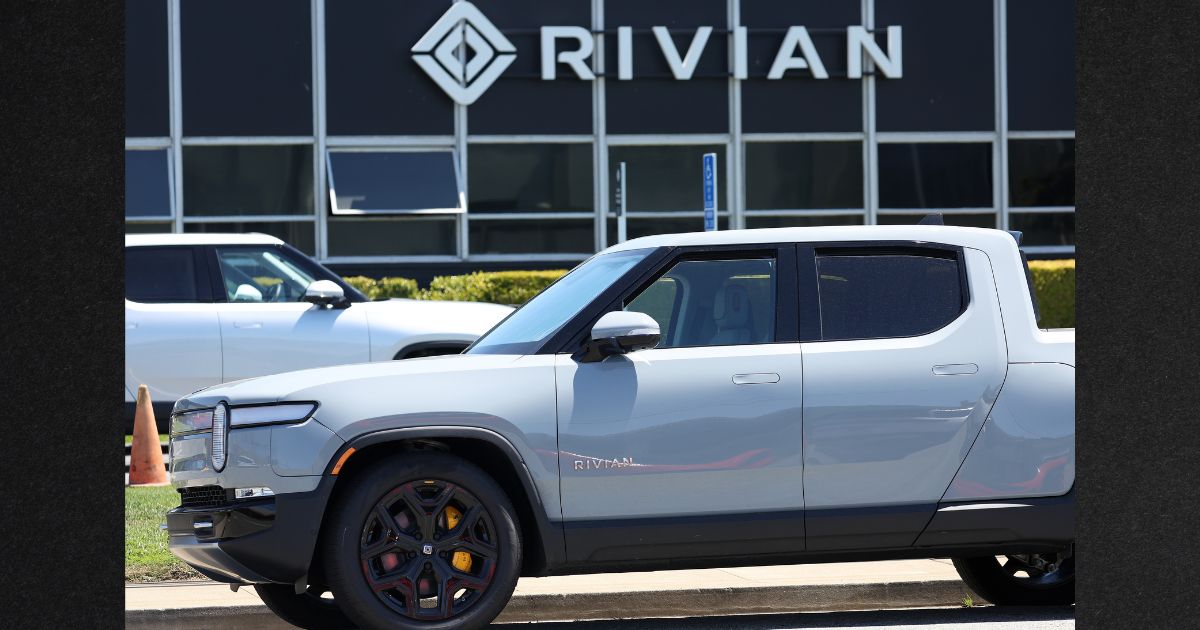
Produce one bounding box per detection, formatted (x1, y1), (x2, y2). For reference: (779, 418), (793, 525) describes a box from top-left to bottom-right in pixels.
(556, 247), (807, 563)
(800, 245), (1008, 550)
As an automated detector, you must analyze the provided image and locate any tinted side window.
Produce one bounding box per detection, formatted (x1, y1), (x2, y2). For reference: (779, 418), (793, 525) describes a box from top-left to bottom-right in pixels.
(816, 253), (963, 340)
(625, 257), (776, 348)
(126, 248), (199, 303)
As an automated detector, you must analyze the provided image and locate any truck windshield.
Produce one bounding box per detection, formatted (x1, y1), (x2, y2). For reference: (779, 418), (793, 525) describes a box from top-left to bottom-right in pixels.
(466, 248), (654, 355)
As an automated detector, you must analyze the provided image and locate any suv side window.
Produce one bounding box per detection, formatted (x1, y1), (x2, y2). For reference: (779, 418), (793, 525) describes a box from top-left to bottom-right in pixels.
(126, 247), (202, 303)
(624, 256), (777, 348)
(214, 246), (319, 303)
(815, 251), (964, 340)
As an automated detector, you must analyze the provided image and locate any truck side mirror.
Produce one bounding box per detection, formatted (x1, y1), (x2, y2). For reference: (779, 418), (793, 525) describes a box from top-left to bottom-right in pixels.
(580, 311), (661, 362)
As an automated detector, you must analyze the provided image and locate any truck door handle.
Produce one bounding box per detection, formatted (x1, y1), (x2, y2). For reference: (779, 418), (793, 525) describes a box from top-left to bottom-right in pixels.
(733, 373), (780, 385)
(933, 363), (979, 376)
(233, 321), (263, 329)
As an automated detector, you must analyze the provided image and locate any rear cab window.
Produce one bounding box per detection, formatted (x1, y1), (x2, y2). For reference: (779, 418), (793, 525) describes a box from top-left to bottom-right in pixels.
(125, 246), (211, 303)
(814, 248), (967, 340)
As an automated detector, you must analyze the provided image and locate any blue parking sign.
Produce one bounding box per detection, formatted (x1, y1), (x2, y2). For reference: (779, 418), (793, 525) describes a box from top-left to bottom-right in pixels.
(702, 152), (717, 231)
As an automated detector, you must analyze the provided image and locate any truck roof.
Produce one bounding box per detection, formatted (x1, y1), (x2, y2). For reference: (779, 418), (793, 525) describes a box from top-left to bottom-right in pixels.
(606, 225), (1019, 254)
(125, 233), (285, 247)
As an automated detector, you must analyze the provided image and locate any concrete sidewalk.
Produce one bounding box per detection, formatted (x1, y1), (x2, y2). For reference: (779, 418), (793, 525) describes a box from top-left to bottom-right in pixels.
(127, 559), (970, 626)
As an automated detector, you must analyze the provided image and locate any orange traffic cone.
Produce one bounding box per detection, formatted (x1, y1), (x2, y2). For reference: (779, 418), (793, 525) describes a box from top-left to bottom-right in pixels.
(129, 384), (169, 486)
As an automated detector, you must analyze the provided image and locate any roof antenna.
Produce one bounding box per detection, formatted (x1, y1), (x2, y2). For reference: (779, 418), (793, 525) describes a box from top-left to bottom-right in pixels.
(917, 213), (944, 226)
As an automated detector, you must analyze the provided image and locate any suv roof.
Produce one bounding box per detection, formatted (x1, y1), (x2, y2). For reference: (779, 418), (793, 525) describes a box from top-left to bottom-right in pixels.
(125, 233), (285, 247)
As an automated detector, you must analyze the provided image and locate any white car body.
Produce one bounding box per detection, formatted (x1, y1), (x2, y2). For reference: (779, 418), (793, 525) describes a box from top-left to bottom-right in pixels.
(125, 233), (513, 423)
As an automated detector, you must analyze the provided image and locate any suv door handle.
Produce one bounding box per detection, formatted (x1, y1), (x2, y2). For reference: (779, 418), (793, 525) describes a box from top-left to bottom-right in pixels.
(932, 363), (979, 376)
(733, 373), (780, 385)
(233, 321), (263, 329)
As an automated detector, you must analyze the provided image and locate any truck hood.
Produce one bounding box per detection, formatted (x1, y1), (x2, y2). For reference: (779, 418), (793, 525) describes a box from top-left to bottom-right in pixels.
(174, 353), (526, 411)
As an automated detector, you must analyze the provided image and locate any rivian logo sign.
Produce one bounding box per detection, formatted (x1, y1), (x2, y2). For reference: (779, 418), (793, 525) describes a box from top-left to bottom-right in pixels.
(413, 2), (903, 106)
(411, 2), (517, 106)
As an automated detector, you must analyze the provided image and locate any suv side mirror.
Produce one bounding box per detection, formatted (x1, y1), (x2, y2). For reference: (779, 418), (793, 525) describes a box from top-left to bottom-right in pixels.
(303, 280), (349, 309)
(580, 311), (661, 362)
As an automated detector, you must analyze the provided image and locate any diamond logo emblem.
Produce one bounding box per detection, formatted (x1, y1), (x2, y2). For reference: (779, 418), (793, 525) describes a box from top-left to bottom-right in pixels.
(411, 2), (516, 106)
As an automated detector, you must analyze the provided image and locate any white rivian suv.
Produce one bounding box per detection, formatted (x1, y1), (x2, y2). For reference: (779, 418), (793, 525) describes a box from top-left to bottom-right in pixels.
(125, 233), (512, 431)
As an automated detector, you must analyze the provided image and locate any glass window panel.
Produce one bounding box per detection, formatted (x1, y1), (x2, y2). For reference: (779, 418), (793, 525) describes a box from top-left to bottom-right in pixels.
(325, 0), (453, 135)
(1009, 139), (1074, 207)
(745, 142), (863, 209)
(328, 217), (456, 256)
(877, 213), (997, 229)
(183, 145), (314, 216)
(740, 0), (861, 133)
(626, 258), (777, 348)
(606, 216), (730, 247)
(878, 143), (992, 208)
(469, 0), (593, 135)
(1008, 0), (1074, 131)
(745, 214), (864, 229)
(214, 247), (318, 303)
(1009, 213), (1075, 246)
(126, 247), (199, 302)
(469, 219), (594, 254)
(184, 221), (316, 255)
(608, 145), (726, 212)
(816, 253), (963, 340)
(876, 0), (994, 132)
(468, 144), (593, 213)
(126, 0), (169, 137)
(126, 150), (172, 218)
(181, 0), (312, 136)
(604, 0), (728, 134)
(329, 152), (460, 214)
(126, 222), (174, 234)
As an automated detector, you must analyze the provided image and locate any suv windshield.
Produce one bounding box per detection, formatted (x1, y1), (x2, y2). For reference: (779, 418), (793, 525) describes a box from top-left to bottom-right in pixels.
(467, 248), (654, 355)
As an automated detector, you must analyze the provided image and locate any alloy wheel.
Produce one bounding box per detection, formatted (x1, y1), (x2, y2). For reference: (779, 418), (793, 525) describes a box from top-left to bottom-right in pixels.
(358, 479), (499, 621)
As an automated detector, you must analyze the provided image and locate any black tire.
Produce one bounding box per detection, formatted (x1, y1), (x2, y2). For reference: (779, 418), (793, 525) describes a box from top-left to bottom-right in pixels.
(323, 452), (522, 630)
(952, 550), (1075, 605)
(253, 583), (357, 629)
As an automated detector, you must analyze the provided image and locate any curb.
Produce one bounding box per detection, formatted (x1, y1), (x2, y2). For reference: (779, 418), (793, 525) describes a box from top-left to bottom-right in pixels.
(125, 579), (967, 627)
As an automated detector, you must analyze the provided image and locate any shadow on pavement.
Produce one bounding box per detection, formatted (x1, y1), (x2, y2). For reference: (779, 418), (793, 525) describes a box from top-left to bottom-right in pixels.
(497, 606), (1075, 629)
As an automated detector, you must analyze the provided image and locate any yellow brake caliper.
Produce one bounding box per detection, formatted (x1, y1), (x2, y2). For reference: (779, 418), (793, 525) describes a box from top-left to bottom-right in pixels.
(442, 506), (474, 572)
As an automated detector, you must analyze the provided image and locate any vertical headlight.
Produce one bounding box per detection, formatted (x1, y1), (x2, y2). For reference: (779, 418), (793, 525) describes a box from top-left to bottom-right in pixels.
(211, 402), (228, 471)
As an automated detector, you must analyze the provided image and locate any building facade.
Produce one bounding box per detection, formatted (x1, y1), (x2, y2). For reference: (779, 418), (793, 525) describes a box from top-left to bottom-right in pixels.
(125, 0), (1074, 279)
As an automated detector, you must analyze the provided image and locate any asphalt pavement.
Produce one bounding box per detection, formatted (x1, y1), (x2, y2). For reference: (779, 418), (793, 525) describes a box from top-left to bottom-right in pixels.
(123, 605), (1074, 630)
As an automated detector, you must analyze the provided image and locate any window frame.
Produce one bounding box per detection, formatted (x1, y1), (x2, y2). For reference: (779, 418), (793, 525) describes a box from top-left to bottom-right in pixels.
(551, 243), (801, 355)
(200, 243), (368, 304)
(804, 242), (971, 343)
(326, 147), (465, 216)
(124, 245), (215, 304)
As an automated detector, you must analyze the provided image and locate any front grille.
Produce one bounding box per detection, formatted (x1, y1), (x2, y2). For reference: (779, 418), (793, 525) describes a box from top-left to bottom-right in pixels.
(179, 485), (228, 509)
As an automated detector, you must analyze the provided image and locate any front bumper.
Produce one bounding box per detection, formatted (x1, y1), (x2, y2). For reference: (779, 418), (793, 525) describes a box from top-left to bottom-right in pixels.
(166, 475), (336, 584)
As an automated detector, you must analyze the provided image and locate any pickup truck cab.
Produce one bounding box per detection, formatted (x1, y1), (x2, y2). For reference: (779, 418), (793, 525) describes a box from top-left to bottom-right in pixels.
(166, 225), (1074, 629)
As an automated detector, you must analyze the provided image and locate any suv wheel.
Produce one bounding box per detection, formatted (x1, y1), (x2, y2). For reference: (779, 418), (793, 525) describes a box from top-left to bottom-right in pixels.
(253, 583), (355, 629)
(952, 547), (1075, 605)
(323, 452), (522, 629)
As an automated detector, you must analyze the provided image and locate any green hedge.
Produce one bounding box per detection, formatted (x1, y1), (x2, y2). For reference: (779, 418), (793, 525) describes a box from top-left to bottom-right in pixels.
(344, 260), (1075, 328)
(421, 270), (567, 305)
(1028, 259), (1075, 329)
(342, 275), (419, 300)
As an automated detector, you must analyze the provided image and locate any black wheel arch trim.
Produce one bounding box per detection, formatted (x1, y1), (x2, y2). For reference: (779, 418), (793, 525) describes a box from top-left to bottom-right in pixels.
(331, 425), (567, 575)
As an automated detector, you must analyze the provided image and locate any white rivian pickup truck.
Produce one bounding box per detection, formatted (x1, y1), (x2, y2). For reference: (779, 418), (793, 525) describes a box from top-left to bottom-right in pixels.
(165, 225), (1073, 629)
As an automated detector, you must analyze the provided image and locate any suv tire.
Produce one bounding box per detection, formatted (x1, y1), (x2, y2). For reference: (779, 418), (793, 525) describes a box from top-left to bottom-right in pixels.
(323, 452), (522, 630)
